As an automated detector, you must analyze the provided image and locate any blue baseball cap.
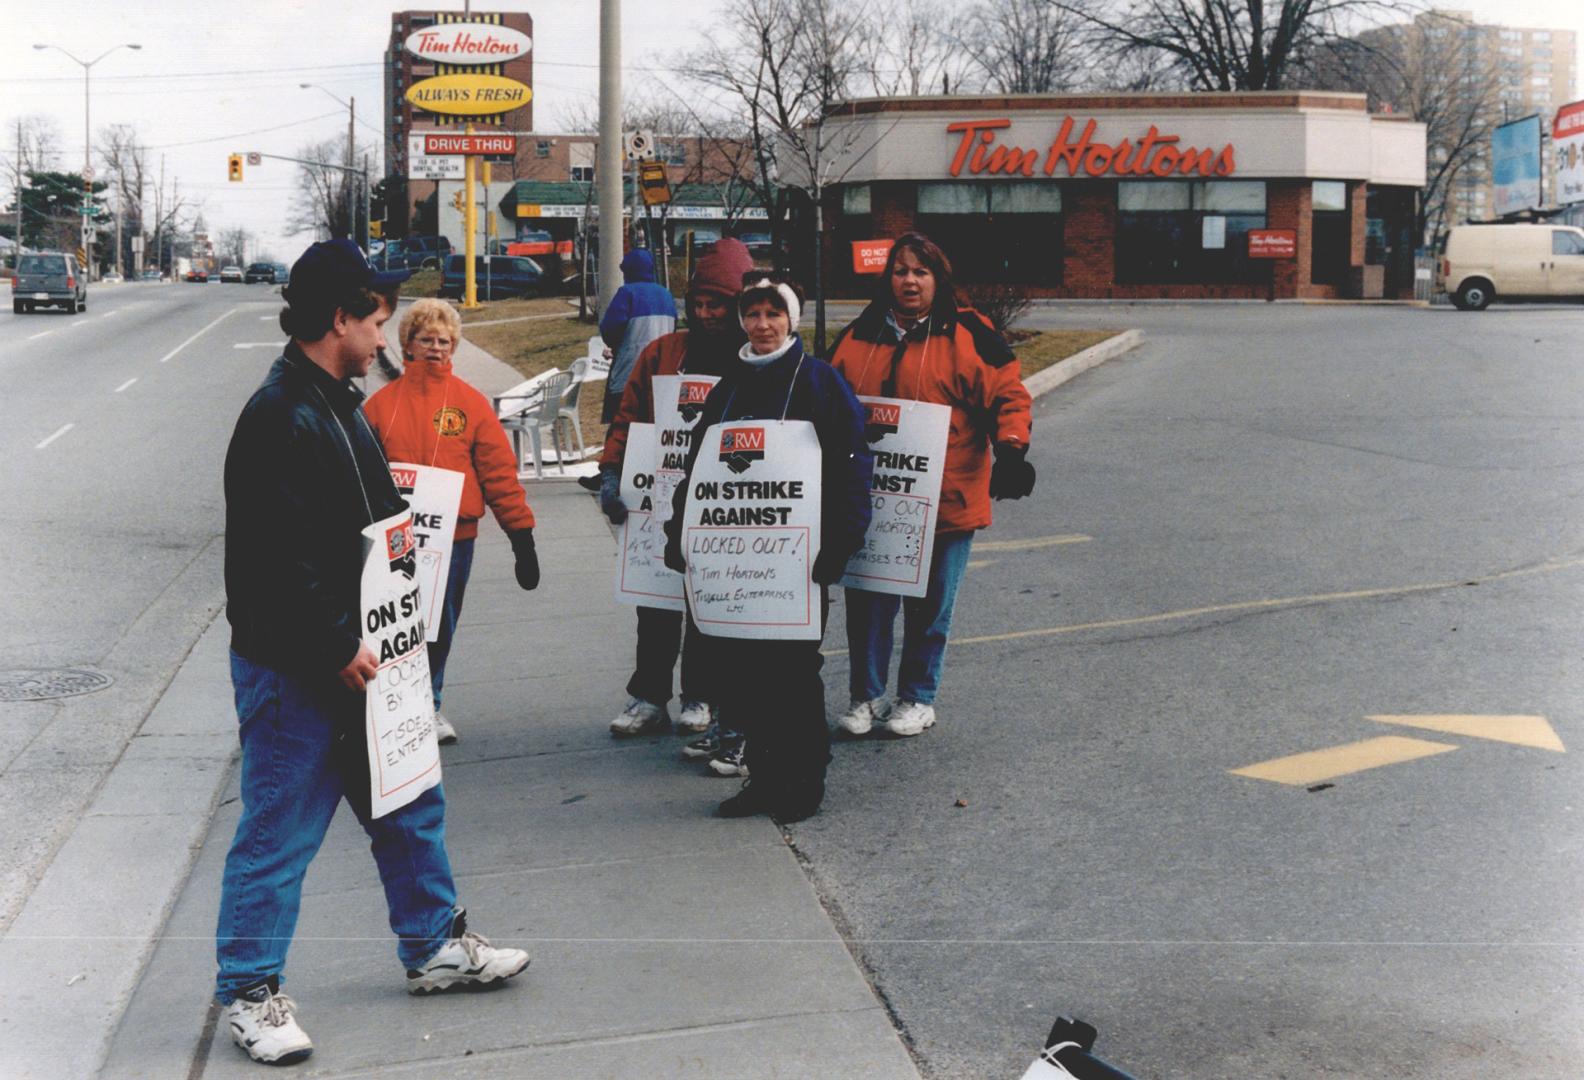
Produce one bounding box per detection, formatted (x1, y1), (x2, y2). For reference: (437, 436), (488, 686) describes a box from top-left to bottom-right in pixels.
(284, 238), (409, 305)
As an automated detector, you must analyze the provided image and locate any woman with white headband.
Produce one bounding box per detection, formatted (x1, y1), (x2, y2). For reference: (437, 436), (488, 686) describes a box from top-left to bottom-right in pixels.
(662, 272), (873, 822)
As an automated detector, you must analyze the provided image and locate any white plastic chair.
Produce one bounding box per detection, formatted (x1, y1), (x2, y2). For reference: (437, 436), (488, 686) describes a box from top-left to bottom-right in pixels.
(556, 357), (589, 463)
(499, 369), (575, 478)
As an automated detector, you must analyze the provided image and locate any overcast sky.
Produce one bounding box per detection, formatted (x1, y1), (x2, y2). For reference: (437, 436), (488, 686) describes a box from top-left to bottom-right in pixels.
(4, 0), (1582, 263)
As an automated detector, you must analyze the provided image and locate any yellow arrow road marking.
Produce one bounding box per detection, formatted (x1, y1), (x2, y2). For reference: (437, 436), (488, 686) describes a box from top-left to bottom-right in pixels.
(973, 534), (1092, 552)
(1232, 736), (1459, 786)
(1368, 714), (1565, 753)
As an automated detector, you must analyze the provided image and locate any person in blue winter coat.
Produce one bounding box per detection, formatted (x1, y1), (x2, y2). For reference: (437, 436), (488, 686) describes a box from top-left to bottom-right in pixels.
(599, 248), (677, 422)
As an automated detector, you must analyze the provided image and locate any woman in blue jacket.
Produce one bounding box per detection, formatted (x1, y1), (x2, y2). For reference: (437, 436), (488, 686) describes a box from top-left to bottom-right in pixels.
(664, 273), (872, 822)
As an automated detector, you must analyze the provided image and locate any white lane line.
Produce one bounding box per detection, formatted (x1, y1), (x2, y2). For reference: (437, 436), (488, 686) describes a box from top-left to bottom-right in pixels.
(233, 342), (280, 349)
(159, 307), (242, 363)
(259, 315), (275, 320)
(36, 423), (74, 450)
(99, 309), (120, 318)
(27, 329), (56, 341)
(114, 377), (138, 393)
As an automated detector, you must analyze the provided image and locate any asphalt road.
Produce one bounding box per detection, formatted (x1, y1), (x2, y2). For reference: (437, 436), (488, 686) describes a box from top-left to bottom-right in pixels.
(800, 301), (1584, 1078)
(0, 280), (289, 930)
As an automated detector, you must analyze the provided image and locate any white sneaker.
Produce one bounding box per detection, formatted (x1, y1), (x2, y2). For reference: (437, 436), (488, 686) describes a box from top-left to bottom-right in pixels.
(676, 699), (714, 734)
(883, 700), (936, 737)
(837, 697), (889, 736)
(225, 980), (313, 1065)
(610, 696), (668, 736)
(434, 712), (458, 745)
(407, 912), (531, 994)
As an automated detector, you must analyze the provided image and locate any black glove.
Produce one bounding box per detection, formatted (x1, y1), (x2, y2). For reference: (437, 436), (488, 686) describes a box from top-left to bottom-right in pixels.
(989, 443), (1036, 500)
(508, 529), (540, 591)
(811, 548), (849, 585)
(598, 465), (627, 525)
(663, 529), (686, 575)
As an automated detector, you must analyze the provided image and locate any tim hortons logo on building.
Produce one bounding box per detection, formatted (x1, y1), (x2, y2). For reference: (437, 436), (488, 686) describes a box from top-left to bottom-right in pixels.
(863, 402), (901, 443)
(947, 117), (1236, 179)
(677, 380), (713, 422)
(719, 427), (765, 473)
(386, 521), (418, 579)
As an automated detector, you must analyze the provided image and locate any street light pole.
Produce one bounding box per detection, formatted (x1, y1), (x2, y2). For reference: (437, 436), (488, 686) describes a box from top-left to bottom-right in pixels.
(32, 42), (141, 280)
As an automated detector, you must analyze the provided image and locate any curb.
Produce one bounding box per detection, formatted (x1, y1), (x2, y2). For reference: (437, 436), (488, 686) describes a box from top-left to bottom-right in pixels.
(0, 615), (237, 1080)
(1022, 329), (1144, 400)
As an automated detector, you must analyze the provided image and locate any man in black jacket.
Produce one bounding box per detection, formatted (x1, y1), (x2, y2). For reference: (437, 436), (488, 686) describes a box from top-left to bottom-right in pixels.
(216, 240), (529, 1066)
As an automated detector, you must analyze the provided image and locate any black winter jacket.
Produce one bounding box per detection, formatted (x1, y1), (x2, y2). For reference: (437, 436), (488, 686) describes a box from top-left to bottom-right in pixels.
(225, 344), (407, 680)
(665, 337), (874, 576)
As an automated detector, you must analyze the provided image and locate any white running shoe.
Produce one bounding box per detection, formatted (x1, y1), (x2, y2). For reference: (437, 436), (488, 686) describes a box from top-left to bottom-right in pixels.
(883, 700), (936, 737)
(837, 697), (889, 736)
(407, 912), (531, 994)
(225, 979), (313, 1065)
(676, 699), (714, 734)
(609, 696), (668, 736)
(434, 712), (458, 745)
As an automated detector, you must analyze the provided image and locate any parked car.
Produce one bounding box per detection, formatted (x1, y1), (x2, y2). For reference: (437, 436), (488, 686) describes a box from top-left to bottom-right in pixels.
(735, 231), (776, 260)
(272, 263), (290, 284)
(243, 262), (276, 283)
(220, 265), (244, 283)
(439, 255), (546, 300)
(140, 268), (162, 282)
(12, 252), (87, 314)
(1442, 223), (1584, 310)
(381, 235), (452, 271)
(102, 271), (124, 284)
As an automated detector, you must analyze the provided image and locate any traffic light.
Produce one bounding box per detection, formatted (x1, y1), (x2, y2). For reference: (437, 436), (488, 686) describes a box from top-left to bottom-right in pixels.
(450, 188), (466, 211)
(228, 154), (243, 183)
(369, 221), (383, 239)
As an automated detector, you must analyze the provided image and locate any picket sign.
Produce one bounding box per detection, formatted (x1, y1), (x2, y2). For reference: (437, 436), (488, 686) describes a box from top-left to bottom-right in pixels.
(682, 420), (822, 640)
(360, 509), (441, 819)
(613, 423), (685, 610)
(649, 373), (720, 525)
(388, 463), (465, 631)
(839, 396), (951, 598)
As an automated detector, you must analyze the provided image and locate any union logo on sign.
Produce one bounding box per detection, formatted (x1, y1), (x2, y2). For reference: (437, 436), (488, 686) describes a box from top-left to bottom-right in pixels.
(719, 427), (766, 472)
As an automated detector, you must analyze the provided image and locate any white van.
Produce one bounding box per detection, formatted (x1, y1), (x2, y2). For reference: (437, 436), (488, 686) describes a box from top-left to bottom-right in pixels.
(1441, 223), (1584, 310)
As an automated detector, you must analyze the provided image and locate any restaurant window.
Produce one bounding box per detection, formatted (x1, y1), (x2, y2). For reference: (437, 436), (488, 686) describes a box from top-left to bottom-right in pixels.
(915, 181), (1063, 285)
(842, 184), (872, 215)
(1311, 181), (1351, 287)
(1116, 180), (1267, 284)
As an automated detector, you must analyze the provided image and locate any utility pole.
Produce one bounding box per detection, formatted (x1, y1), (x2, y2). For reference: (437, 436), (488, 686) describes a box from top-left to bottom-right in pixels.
(14, 120), (21, 268)
(597, 0), (622, 314)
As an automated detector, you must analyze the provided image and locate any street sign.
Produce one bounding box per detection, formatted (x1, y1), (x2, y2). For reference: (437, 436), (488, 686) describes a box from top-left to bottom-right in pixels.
(405, 74), (532, 117)
(624, 130), (656, 161)
(423, 133), (517, 157)
(404, 22), (532, 63)
(1248, 229), (1297, 259)
(246, 152), (261, 166)
(82, 165), (94, 181)
(852, 239), (894, 275)
(408, 135), (464, 180)
(638, 160), (671, 205)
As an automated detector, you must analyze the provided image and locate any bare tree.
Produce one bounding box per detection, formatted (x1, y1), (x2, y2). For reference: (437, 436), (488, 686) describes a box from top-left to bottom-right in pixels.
(287, 136), (375, 239)
(97, 124), (150, 276)
(217, 225), (254, 267)
(1054, 0), (1403, 91)
(1313, 11), (1501, 239)
(858, 0), (977, 96)
(682, 0), (898, 350)
(959, 0), (1092, 93)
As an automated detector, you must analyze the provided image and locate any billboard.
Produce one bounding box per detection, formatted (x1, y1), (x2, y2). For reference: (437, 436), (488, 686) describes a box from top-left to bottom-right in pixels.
(1555, 100), (1584, 208)
(1492, 115), (1542, 216)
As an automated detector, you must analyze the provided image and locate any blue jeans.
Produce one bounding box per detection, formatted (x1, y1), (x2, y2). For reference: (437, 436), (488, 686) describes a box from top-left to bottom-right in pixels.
(215, 651), (459, 1004)
(845, 531), (975, 706)
(428, 536), (476, 710)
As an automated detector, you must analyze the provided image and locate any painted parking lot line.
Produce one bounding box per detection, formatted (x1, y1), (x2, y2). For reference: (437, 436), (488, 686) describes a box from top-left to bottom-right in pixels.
(1232, 735), (1458, 786)
(1367, 714), (1565, 752)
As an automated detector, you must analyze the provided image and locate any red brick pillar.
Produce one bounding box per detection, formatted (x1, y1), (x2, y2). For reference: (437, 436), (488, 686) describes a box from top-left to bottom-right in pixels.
(1266, 180), (1309, 299)
(1063, 182), (1115, 298)
(872, 182), (916, 240)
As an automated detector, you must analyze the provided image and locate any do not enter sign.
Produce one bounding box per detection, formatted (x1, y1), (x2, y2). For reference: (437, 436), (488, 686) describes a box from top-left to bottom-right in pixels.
(852, 239), (894, 275)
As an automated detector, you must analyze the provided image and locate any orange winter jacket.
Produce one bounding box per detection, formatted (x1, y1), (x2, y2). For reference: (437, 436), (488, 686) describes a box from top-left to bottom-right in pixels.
(598, 328), (741, 468)
(829, 302), (1031, 534)
(364, 358), (536, 541)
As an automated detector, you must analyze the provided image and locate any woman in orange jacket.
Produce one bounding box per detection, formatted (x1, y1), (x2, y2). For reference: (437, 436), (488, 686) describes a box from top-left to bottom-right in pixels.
(827, 232), (1035, 738)
(365, 298), (540, 744)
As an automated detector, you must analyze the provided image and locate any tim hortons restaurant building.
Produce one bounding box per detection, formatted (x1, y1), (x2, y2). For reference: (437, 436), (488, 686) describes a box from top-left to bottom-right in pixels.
(806, 92), (1428, 300)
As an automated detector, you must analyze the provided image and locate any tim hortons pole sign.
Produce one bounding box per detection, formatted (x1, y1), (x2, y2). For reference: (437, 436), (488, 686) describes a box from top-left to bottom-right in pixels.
(947, 117), (1236, 179)
(404, 22), (532, 63)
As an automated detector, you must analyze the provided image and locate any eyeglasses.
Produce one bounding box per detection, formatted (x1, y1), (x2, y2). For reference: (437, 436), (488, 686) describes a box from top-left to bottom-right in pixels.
(413, 336), (454, 350)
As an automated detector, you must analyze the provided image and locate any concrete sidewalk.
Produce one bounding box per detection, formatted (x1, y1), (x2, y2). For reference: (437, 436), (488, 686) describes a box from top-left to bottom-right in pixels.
(95, 481), (919, 1079)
